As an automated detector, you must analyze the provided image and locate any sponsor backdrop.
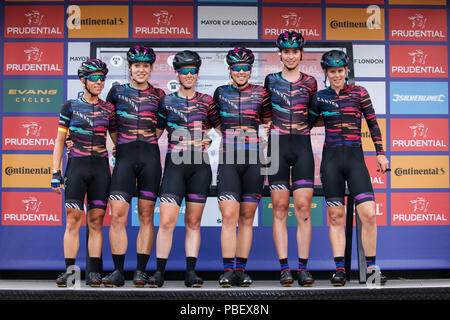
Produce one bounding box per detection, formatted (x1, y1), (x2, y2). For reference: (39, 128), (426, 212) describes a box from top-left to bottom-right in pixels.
(0, 0), (449, 274)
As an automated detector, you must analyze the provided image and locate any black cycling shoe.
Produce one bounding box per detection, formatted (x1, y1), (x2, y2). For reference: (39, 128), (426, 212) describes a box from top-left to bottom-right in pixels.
(102, 269), (125, 287)
(56, 271), (73, 287)
(233, 270), (253, 287)
(331, 269), (346, 287)
(219, 270), (234, 288)
(133, 270), (148, 287)
(148, 271), (164, 288)
(366, 267), (388, 286)
(298, 269), (314, 287)
(185, 270), (203, 288)
(280, 269), (294, 287)
(86, 272), (102, 287)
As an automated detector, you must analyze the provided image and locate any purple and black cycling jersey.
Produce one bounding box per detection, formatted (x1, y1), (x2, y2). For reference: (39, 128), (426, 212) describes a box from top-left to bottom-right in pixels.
(58, 97), (117, 158)
(213, 84), (272, 151)
(106, 83), (165, 145)
(157, 92), (221, 154)
(264, 72), (317, 136)
(309, 84), (384, 155)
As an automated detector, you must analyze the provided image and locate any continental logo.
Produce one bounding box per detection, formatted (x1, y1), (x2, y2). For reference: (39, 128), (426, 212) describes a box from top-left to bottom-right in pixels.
(326, 7), (385, 40)
(391, 156), (449, 189)
(394, 167), (445, 176)
(67, 5), (128, 38)
(2, 154), (53, 188)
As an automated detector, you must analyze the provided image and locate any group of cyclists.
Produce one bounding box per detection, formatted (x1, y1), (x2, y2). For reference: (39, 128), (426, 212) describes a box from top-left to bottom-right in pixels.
(51, 31), (390, 288)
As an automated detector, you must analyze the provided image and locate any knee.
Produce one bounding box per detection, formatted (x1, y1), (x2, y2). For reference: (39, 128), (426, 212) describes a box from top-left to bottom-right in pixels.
(238, 213), (255, 227)
(294, 200), (311, 221)
(272, 201), (290, 221)
(138, 208), (154, 227)
(328, 208), (346, 227)
(66, 211), (83, 232)
(110, 211), (127, 228)
(185, 217), (201, 231)
(360, 210), (377, 226)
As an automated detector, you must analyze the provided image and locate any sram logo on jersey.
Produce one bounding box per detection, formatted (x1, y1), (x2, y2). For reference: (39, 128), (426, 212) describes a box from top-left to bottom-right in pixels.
(390, 45), (448, 78)
(389, 9), (447, 41)
(4, 42), (63, 75)
(4, 5), (64, 38)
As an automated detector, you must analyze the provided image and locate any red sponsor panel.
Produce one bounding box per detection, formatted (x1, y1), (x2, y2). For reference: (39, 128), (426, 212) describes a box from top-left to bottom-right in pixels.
(326, 192), (387, 226)
(1, 192), (62, 226)
(326, 0), (384, 3)
(4, 42), (63, 75)
(390, 45), (448, 78)
(391, 193), (449, 226)
(2, 117), (58, 150)
(261, 7), (322, 40)
(390, 9), (447, 41)
(4, 5), (64, 38)
(391, 118), (449, 152)
(364, 156), (387, 189)
(263, 0), (321, 3)
(133, 5), (193, 39)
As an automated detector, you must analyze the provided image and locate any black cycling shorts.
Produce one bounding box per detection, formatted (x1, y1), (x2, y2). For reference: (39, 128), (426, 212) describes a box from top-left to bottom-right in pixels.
(64, 156), (110, 211)
(159, 152), (212, 207)
(267, 134), (315, 191)
(217, 152), (264, 203)
(320, 146), (374, 207)
(109, 141), (162, 203)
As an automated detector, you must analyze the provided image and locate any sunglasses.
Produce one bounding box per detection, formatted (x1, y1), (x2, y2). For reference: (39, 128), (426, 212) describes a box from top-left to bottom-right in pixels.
(177, 67), (199, 75)
(85, 74), (106, 82)
(230, 65), (252, 72)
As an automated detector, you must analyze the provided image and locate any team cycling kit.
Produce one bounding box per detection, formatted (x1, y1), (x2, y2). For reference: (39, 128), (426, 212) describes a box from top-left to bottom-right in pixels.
(214, 84), (272, 203)
(106, 83), (165, 203)
(264, 71), (317, 192)
(157, 92), (221, 207)
(58, 97), (117, 211)
(308, 84), (385, 207)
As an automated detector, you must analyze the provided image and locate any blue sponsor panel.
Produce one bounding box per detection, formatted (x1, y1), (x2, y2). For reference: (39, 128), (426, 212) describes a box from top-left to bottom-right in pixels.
(390, 81), (448, 114)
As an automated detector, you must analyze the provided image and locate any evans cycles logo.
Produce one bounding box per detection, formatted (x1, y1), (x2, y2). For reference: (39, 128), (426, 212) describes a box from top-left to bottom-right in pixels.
(1, 192), (62, 226)
(4, 42), (63, 75)
(390, 45), (448, 77)
(4, 5), (64, 38)
(391, 193), (449, 226)
(390, 9), (447, 41)
(261, 7), (321, 40)
(133, 6), (193, 38)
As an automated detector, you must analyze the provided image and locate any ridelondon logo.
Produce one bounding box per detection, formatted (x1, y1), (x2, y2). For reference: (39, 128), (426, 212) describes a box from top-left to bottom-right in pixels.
(390, 9), (447, 41)
(4, 5), (64, 38)
(133, 6), (193, 38)
(4, 42), (63, 75)
(1, 192), (62, 226)
(262, 7), (322, 40)
(390, 45), (448, 77)
(391, 193), (449, 226)
(391, 119), (448, 151)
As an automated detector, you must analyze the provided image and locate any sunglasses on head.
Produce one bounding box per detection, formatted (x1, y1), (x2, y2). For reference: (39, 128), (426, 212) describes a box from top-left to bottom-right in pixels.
(85, 74), (106, 82)
(230, 65), (252, 72)
(177, 67), (199, 75)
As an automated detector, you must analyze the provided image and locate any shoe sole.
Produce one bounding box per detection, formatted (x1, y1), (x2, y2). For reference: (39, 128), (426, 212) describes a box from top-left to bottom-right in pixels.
(220, 283), (232, 288)
(103, 283), (124, 288)
(332, 282), (345, 287)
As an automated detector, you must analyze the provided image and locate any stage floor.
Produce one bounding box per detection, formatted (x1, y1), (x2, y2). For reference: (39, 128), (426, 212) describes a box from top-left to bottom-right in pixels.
(1, 278), (449, 301)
